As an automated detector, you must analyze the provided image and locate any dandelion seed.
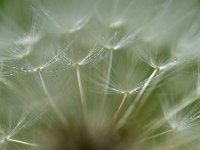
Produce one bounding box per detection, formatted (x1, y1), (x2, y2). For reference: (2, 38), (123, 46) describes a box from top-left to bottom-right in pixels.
(6, 138), (39, 147)
(111, 91), (128, 125)
(37, 70), (67, 124)
(68, 15), (91, 33)
(115, 67), (159, 129)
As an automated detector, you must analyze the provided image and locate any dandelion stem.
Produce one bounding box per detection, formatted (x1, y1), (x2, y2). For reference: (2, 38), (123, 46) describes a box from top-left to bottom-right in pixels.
(98, 51), (113, 122)
(7, 138), (39, 147)
(101, 51), (113, 109)
(115, 68), (158, 129)
(137, 129), (174, 144)
(197, 59), (200, 95)
(38, 71), (66, 124)
(76, 65), (86, 122)
(111, 92), (128, 125)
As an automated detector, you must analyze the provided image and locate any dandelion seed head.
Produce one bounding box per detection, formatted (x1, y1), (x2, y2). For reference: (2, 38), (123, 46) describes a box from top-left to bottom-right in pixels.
(0, 0), (200, 149)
